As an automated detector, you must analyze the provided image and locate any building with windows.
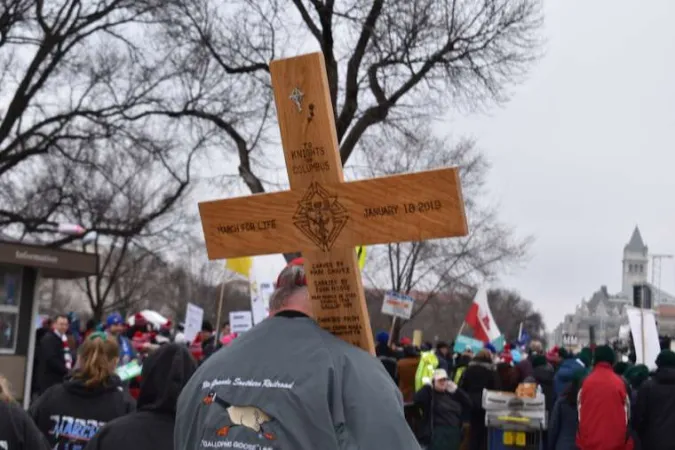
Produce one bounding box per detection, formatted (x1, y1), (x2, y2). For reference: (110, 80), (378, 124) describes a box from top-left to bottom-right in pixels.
(552, 227), (675, 348)
(0, 240), (97, 407)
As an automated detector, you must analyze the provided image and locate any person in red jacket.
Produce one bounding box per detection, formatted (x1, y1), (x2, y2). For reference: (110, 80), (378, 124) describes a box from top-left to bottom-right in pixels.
(576, 345), (633, 450)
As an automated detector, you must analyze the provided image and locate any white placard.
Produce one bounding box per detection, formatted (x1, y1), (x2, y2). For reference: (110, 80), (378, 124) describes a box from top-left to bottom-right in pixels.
(625, 306), (660, 370)
(184, 303), (204, 344)
(381, 291), (414, 319)
(251, 281), (274, 325)
(230, 311), (253, 333)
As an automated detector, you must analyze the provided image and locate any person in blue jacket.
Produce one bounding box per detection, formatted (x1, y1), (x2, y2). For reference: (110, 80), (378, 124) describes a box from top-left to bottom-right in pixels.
(553, 348), (590, 396)
(548, 368), (585, 450)
(105, 313), (135, 366)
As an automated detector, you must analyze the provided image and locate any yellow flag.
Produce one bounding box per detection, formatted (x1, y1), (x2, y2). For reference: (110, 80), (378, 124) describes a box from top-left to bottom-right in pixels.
(356, 246), (366, 270)
(225, 257), (253, 278)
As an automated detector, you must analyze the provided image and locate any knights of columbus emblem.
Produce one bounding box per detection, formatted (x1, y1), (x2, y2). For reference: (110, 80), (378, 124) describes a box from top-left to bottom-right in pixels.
(293, 182), (349, 252)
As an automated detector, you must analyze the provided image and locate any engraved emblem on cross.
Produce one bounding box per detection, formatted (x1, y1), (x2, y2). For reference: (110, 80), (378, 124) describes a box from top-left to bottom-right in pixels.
(289, 88), (304, 112)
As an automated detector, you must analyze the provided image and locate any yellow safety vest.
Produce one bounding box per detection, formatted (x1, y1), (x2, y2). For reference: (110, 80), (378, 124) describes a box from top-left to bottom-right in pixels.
(454, 366), (466, 384)
(414, 351), (439, 392)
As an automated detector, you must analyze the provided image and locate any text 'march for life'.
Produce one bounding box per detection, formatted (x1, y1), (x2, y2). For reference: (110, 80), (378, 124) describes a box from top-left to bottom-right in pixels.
(199, 52), (469, 354)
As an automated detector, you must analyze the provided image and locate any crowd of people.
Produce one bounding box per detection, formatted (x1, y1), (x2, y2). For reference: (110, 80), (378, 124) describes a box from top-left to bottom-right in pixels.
(1, 259), (675, 449)
(376, 331), (675, 450)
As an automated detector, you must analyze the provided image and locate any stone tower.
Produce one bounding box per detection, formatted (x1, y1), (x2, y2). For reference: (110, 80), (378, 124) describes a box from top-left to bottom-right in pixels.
(622, 226), (649, 297)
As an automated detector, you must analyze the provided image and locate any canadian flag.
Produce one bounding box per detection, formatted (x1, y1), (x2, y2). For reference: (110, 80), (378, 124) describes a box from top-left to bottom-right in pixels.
(464, 287), (501, 343)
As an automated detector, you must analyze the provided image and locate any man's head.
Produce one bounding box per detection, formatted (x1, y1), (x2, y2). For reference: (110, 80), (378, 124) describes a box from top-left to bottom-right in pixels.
(221, 322), (230, 335)
(53, 314), (69, 335)
(529, 340), (543, 355)
(656, 349), (675, 369)
(106, 312), (125, 336)
(269, 258), (313, 317)
(200, 321), (214, 340)
(432, 369), (449, 392)
(436, 341), (450, 357)
(593, 345), (616, 366)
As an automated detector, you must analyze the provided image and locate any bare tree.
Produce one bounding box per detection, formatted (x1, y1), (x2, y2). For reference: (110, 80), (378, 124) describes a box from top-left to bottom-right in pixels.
(488, 288), (545, 341)
(75, 233), (172, 320)
(358, 124), (531, 341)
(0, 0), (204, 244)
(149, 0), (543, 200)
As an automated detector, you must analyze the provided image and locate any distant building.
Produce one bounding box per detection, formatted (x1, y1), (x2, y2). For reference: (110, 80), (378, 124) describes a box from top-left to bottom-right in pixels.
(552, 227), (675, 347)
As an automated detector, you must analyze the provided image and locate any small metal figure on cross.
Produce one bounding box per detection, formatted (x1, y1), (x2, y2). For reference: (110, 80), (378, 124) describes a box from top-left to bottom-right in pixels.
(289, 87), (304, 112)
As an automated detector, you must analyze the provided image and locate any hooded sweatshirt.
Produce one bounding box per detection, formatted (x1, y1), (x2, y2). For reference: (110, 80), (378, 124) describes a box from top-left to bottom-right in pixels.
(29, 376), (135, 450)
(83, 344), (198, 450)
(0, 399), (51, 450)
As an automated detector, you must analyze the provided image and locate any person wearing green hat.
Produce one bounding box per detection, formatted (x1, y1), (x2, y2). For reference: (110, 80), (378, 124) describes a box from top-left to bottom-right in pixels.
(633, 350), (675, 450)
(576, 345), (634, 450)
(624, 364), (649, 423)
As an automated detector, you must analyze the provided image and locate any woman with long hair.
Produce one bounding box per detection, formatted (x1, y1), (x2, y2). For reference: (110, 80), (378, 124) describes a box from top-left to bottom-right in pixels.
(29, 332), (135, 449)
(0, 375), (50, 449)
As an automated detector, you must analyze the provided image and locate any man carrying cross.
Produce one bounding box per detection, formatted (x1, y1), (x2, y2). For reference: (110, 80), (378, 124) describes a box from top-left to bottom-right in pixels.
(176, 52), (468, 449)
(175, 258), (421, 449)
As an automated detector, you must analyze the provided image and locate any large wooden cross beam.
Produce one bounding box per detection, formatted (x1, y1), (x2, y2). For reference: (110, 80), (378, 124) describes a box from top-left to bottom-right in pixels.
(199, 52), (468, 354)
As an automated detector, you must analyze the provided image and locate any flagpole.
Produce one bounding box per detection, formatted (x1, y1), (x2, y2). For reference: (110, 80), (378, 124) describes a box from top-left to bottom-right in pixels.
(457, 322), (466, 337)
(388, 316), (398, 347)
(518, 322), (523, 343)
(214, 279), (227, 342)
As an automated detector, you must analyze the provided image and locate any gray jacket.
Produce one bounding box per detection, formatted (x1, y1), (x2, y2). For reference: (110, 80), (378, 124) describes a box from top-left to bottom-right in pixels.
(174, 313), (421, 449)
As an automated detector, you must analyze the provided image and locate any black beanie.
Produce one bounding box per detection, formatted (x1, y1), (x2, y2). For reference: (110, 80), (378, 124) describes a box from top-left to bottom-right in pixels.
(656, 349), (675, 369)
(594, 345), (615, 365)
(532, 354), (547, 368)
(613, 361), (630, 376)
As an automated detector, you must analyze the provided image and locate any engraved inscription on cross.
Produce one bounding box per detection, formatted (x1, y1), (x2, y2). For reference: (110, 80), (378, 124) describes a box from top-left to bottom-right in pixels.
(198, 52), (468, 354)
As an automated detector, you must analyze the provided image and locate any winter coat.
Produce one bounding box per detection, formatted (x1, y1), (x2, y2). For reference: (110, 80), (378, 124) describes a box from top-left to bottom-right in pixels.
(517, 358), (534, 382)
(37, 331), (69, 394)
(174, 310), (421, 450)
(576, 362), (633, 450)
(533, 364), (556, 414)
(633, 367), (675, 450)
(548, 396), (579, 450)
(0, 400), (50, 450)
(29, 376), (135, 449)
(397, 356), (420, 404)
(84, 344), (197, 450)
(414, 384), (472, 445)
(554, 358), (586, 397)
(460, 360), (501, 415)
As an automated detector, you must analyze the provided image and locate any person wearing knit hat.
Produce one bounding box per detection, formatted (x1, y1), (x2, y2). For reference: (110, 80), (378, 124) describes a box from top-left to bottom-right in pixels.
(624, 364), (649, 390)
(577, 347), (593, 367)
(105, 312), (135, 367)
(655, 349), (675, 369)
(633, 350), (675, 448)
(554, 347), (589, 397)
(576, 345), (633, 449)
(593, 345), (616, 366)
(613, 361), (630, 376)
(460, 348), (500, 450)
(175, 257), (421, 450)
(531, 354), (548, 369)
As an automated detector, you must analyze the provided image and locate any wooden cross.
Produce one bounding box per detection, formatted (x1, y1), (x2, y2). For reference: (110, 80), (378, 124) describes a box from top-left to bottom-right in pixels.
(199, 52), (468, 354)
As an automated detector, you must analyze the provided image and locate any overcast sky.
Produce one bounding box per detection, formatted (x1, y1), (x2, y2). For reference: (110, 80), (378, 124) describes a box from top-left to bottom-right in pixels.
(447, 0), (675, 328)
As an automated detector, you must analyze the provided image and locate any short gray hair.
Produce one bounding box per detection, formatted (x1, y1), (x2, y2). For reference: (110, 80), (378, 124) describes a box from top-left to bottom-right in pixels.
(270, 261), (309, 313)
(269, 285), (307, 312)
